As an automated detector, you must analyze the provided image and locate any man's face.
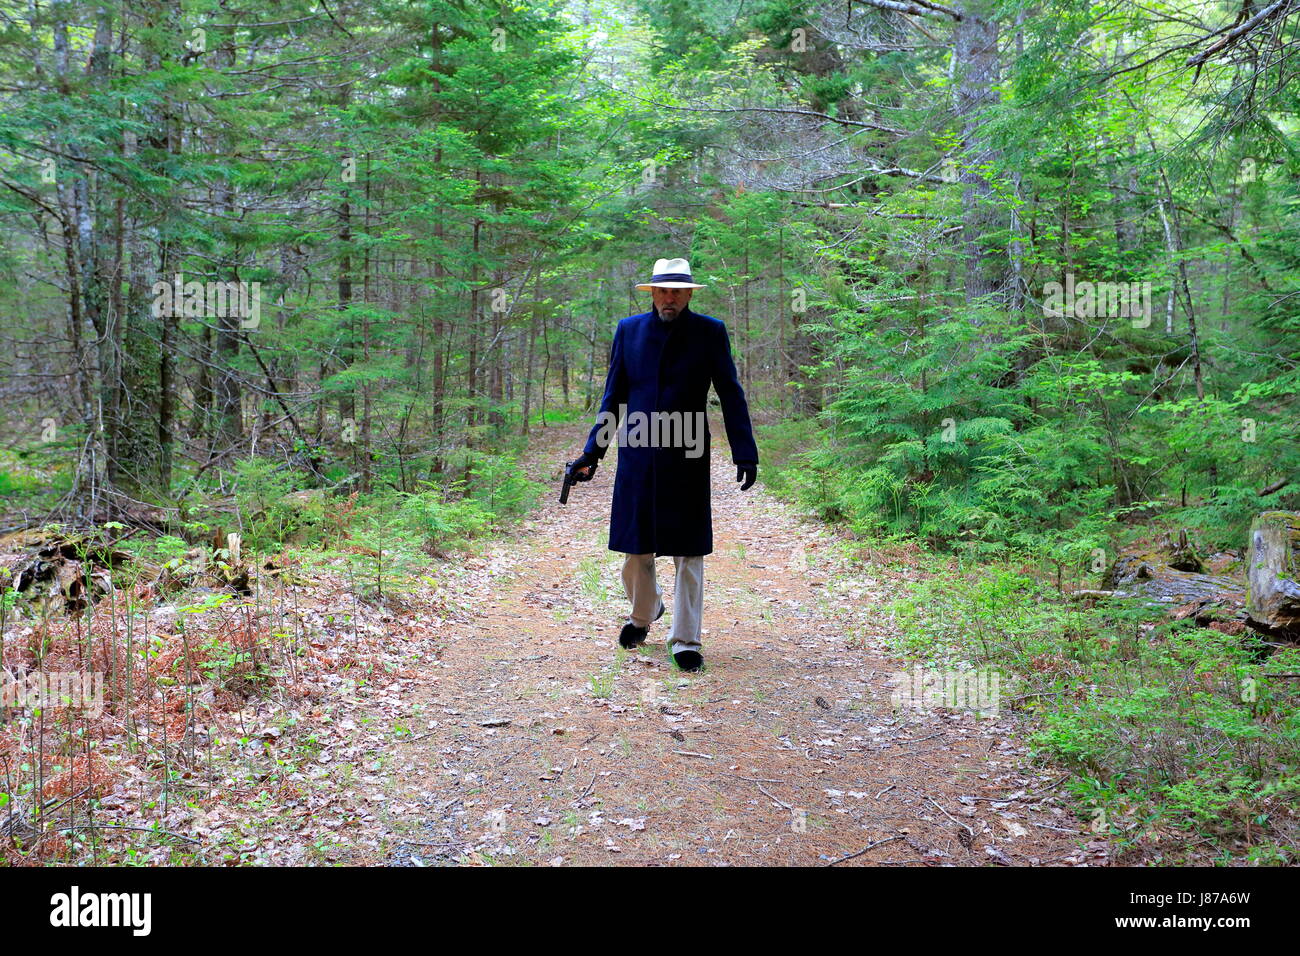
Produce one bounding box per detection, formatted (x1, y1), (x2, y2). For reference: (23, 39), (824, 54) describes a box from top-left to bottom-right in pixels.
(651, 285), (694, 320)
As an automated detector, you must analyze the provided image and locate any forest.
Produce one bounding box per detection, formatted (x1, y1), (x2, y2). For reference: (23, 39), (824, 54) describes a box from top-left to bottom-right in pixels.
(0, 0), (1298, 871)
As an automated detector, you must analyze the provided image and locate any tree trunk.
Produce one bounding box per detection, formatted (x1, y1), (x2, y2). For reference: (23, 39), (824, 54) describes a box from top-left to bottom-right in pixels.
(953, 2), (1007, 309)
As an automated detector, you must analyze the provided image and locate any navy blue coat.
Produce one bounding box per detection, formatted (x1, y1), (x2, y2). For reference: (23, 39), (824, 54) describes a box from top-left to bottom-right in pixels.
(582, 305), (758, 556)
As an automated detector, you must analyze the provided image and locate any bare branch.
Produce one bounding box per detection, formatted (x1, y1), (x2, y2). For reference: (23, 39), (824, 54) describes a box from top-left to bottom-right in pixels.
(1187, 0), (1298, 66)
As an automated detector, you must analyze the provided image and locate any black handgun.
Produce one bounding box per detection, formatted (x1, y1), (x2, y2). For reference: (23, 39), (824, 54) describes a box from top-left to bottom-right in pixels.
(560, 460), (577, 505)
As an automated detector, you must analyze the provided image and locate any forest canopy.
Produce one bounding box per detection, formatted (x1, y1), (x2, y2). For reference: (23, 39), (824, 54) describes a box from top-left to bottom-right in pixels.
(0, 0), (1297, 563)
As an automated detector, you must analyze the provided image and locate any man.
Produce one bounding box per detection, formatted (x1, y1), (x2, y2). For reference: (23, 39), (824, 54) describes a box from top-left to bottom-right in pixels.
(567, 257), (758, 672)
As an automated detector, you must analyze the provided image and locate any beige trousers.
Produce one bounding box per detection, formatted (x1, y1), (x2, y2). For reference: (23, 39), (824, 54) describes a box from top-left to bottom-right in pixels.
(621, 553), (704, 655)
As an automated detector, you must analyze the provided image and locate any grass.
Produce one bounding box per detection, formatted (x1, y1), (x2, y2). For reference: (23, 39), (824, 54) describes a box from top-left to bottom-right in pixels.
(578, 556), (606, 600)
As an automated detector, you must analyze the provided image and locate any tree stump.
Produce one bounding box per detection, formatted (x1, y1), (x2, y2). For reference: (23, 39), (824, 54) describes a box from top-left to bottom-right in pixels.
(1246, 511), (1300, 638)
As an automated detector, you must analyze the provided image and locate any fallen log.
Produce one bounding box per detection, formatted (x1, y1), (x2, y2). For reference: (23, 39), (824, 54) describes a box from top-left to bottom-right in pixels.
(2, 528), (139, 613)
(1103, 532), (1244, 607)
(1098, 532), (1249, 634)
(1259, 476), (1290, 497)
(1, 525), (251, 613)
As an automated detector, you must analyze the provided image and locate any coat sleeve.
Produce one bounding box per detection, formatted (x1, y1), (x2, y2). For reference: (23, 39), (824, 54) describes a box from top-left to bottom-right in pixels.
(710, 321), (759, 465)
(582, 320), (627, 460)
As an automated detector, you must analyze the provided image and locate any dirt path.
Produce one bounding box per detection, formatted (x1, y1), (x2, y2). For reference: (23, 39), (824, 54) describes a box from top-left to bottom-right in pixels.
(377, 421), (1099, 866)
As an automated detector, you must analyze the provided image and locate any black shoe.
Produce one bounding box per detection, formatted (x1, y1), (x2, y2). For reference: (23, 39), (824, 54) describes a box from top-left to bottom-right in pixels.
(673, 649), (703, 672)
(616, 606), (660, 650)
(619, 600), (665, 649)
(619, 621), (649, 649)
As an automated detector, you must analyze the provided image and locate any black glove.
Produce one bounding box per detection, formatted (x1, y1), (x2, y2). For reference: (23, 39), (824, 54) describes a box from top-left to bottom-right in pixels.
(736, 462), (757, 491)
(569, 451), (600, 482)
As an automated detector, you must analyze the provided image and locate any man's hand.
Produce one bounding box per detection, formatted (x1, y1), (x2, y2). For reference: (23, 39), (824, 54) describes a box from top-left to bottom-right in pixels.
(736, 462), (757, 491)
(569, 451), (600, 482)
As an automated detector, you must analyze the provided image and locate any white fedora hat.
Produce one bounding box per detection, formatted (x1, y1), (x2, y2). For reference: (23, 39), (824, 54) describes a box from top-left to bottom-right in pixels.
(635, 257), (706, 290)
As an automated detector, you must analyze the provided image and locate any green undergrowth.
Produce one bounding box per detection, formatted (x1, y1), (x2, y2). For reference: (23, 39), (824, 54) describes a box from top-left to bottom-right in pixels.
(882, 556), (1300, 865)
(94, 449), (546, 603)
